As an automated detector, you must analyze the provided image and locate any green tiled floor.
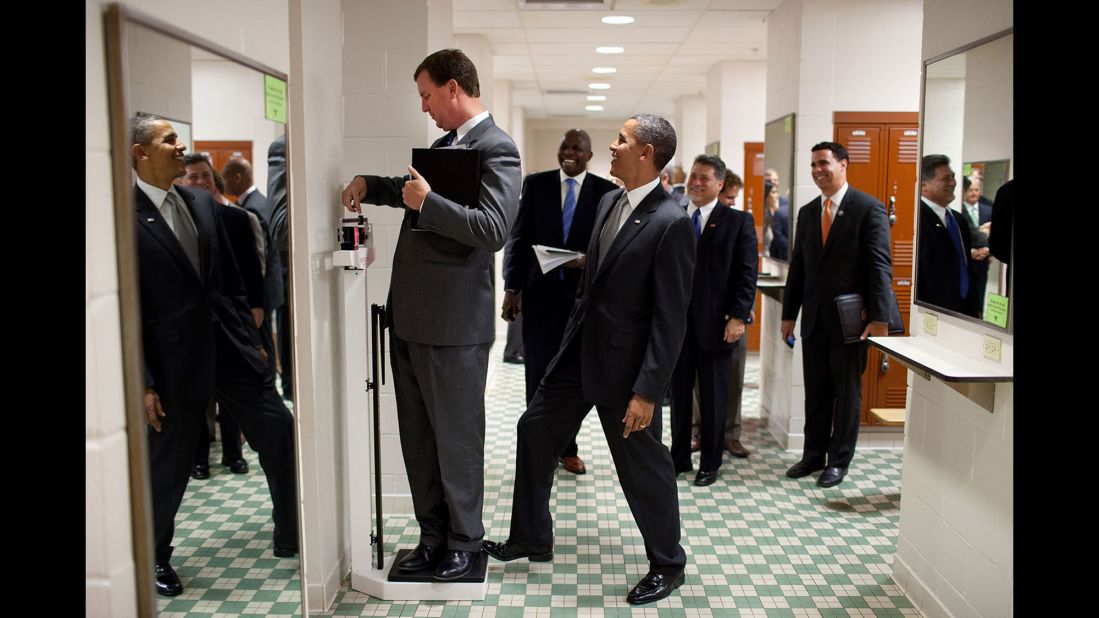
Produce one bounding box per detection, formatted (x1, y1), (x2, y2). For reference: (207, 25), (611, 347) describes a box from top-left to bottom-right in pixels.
(159, 349), (917, 616)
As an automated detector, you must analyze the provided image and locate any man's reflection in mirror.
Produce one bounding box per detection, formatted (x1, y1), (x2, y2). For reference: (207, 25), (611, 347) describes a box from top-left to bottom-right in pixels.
(131, 115), (299, 598)
(763, 181), (789, 260)
(917, 154), (979, 318)
(717, 170), (743, 209)
(961, 176), (992, 317)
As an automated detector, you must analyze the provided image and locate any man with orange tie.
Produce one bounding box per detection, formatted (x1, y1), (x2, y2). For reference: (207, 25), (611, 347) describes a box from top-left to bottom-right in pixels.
(780, 141), (893, 488)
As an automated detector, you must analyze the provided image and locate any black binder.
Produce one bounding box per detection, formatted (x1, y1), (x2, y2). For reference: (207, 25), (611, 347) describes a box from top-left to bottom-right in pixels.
(411, 146), (482, 210)
(834, 291), (905, 344)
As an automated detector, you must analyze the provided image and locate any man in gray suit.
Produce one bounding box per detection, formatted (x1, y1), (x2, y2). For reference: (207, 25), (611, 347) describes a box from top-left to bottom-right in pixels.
(484, 114), (695, 605)
(341, 49), (521, 581)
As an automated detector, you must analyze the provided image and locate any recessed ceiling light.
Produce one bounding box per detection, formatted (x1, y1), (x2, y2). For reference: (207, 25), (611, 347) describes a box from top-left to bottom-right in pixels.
(592, 67), (617, 74)
(601, 16), (635, 25)
(587, 95), (607, 101)
(596, 46), (624, 54)
(586, 105), (605, 112)
(588, 82), (611, 90)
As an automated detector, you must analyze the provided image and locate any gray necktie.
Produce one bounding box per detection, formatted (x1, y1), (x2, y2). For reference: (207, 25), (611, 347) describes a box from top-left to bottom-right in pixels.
(165, 191), (201, 274)
(597, 191), (630, 264)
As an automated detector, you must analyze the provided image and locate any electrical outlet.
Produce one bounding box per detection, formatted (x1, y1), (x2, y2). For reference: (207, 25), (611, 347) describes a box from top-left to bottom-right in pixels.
(923, 312), (938, 336)
(982, 334), (1002, 362)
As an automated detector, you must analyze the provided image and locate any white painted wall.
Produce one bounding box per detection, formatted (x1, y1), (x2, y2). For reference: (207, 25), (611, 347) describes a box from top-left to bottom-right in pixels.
(706, 60), (767, 186)
(672, 95), (707, 171)
(191, 59), (284, 192)
(893, 2), (1014, 614)
(524, 120), (620, 181)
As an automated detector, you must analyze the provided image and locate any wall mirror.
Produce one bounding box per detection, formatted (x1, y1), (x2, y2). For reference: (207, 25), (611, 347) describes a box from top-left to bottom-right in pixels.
(104, 5), (303, 615)
(917, 30), (1013, 332)
(763, 113), (794, 263)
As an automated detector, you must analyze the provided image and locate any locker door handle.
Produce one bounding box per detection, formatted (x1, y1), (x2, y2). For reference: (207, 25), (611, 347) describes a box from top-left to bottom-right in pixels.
(880, 355), (890, 373)
(888, 196), (897, 226)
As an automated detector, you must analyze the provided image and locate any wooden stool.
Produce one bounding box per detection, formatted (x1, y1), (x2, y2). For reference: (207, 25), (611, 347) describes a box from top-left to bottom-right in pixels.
(870, 407), (906, 427)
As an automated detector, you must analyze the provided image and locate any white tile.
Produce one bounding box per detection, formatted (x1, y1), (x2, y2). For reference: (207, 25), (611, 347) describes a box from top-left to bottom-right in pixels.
(942, 409), (975, 481)
(381, 434), (408, 474)
(385, 50), (426, 95)
(344, 93), (424, 138)
(86, 1), (110, 153)
(107, 560), (138, 618)
(241, 0), (291, 72)
(930, 516), (968, 596)
(378, 395), (399, 433)
(343, 49), (387, 94)
(102, 432), (135, 572)
(386, 138), (435, 176)
(342, 138), (389, 180)
(86, 312), (99, 438)
(964, 548), (1012, 618)
(391, 472), (411, 497)
(86, 152), (119, 298)
(86, 441), (106, 577)
(89, 296), (127, 436)
(85, 579), (111, 617)
(343, 0), (428, 52)
(366, 267), (393, 309)
(936, 574), (980, 618)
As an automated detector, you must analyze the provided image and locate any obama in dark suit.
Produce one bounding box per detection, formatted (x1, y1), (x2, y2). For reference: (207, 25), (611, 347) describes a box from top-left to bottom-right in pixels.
(485, 114), (696, 606)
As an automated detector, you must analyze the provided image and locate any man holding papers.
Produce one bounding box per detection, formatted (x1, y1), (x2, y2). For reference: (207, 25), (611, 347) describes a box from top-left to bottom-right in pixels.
(342, 49), (521, 581)
(502, 129), (617, 475)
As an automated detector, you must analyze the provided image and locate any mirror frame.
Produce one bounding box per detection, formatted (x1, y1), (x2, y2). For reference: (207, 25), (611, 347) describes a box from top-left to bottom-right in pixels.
(915, 28), (1013, 334)
(103, 5), (301, 615)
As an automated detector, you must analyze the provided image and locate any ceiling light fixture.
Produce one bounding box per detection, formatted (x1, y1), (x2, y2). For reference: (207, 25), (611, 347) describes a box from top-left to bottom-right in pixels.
(601, 16), (635, 25)
(587, 95), (607, 101)
(592, 67), (617, 74)
(585, 105), (605, 112)
(588, 82), (611, 90)
(596, 46), (624, 54)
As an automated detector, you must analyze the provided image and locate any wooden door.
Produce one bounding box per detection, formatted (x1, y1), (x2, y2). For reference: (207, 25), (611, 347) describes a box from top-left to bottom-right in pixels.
(193, 140), (253, 203)
(743, 142), (765, 353)
(834, 114), (918, 425)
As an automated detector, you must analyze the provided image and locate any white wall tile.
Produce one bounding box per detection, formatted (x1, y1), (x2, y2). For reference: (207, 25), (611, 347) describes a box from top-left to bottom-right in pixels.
(343, 49), (387, 95)
(89, 296), (127, 436)
(86, 441), (106, 577)
(107, 558), (138, 617)
(380, 434), (408, 475)
(344, 94), (424, 139)
(964, 548), (1011, 618)
(86, 1), (110, 153)
(386, 138), (434, 176)
(101, 431), (135, 572)
(342, 139), (389, 180)
(86, 152), (119, 299)
(343, 0), (428, 52)
(85, 580), (110, 617)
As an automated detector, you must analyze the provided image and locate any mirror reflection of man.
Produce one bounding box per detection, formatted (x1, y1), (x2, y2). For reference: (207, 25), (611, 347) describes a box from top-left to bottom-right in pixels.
(341, 49), (521, 581)
(962, 176), (993, 316)
(670, 155), (758, 487)
(781, 141), (893, 489)
(917, 154), (979, 318)
(502, 128), (617, 476)
(485, 114), (695, 606)
(130, 115), (299, 598)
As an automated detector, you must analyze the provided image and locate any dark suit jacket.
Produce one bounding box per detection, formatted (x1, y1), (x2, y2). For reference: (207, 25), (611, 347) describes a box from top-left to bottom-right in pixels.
(550, 184), (696, 406)
(361, 115), (521, 346)
(783, 187), (893, 341)
(240, 189), (285, 311)
(219, 203), (265, 309)
(988, 180), (1013, 263)
(770, 204), (790, 260)
(503, 169), (617, 308)
(916, 201), (978, 317)
(134, 184), (264, 402)
(267, 135), (289, 255)
(684, 204), (758, 352)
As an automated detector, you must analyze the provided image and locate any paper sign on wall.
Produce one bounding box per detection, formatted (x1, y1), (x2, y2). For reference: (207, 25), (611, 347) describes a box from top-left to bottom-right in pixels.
(984, 293), (1008, 328)
(265, 75), (287, 124)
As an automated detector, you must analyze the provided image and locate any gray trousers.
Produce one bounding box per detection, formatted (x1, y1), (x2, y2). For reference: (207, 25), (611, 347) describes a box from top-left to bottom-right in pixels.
(390, 332), (490, 552)
(692, 340), (748, 440)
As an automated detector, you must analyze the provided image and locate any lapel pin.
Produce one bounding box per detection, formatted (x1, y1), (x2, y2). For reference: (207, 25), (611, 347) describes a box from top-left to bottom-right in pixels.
(634, 219), (640, 224)
(708, 223), (716, 228)
(146, 218), (155, 222)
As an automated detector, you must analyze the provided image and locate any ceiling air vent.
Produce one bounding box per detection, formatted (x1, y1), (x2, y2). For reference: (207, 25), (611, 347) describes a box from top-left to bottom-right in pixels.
(519, 0), (613, 10)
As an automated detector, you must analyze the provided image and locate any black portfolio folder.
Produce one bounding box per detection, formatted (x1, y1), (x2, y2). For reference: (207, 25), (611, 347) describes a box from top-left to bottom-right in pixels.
(834, 291), (905, 344)
(410, 147), (482, 217)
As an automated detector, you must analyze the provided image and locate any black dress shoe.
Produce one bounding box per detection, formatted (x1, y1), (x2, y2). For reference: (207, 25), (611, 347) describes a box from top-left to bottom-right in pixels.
(627, 569), (685, 605)
(190, 464), (210, 480)
(693, 469), (718, 486)
(482, 539), (553, 562)
(786, 460), (824, 479)
(154, 562), (183, 597)
(273, 544), (298, 557)
(223, 458), (249, 474)
(434, 550), (476, 580)
(397, 543), (442, 573)
(817, 466), (847, 488)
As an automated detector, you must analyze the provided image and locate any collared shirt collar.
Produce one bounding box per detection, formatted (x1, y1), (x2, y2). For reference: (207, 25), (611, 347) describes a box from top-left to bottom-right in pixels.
(625, 177), (661, 213)
(454, 110), (490, 144)
(135, 175), (184, 212)
(687, 197), (719, 231)
(559, 168), (587, 209)
(240, 185), (258, 201)
(821, 182), (849, 218)
(921, 196), (951, 224)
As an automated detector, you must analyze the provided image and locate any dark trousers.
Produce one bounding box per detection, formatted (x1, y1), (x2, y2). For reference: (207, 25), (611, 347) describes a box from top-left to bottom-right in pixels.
(509, 336), (686, 573)
(801, 330), (868, 469)
(193, 398), (244, 465)
(390, 332), (490, 552)
(692, 336), (747, 440)
(276, 261), (293, 399)
(147, 328), (298, 563)
(522, 287), (581, 458)
(671, 335), (732, 472)
(503, 313), (524, 360)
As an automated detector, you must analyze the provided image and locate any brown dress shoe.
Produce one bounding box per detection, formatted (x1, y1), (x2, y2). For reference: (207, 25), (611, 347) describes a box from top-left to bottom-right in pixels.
(725, 439), (750, 458)
(690, 427), (701, 452)
(560, 456), (587, 474)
